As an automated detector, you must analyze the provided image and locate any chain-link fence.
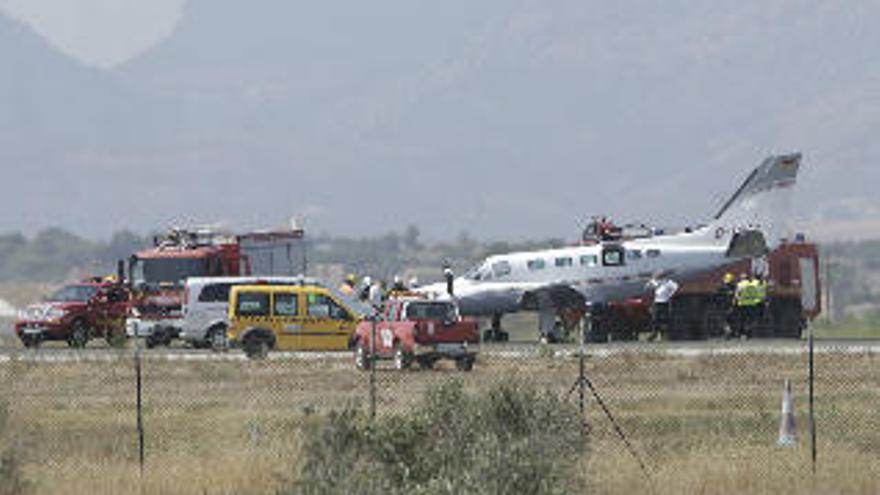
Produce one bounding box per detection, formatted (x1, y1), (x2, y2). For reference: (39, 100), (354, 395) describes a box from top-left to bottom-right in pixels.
(0, 339), (878, 494)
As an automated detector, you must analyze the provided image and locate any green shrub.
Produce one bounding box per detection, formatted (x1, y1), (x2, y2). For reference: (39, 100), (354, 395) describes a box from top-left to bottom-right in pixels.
(287, 380), (587, 495)
(0, 449), (29, 495)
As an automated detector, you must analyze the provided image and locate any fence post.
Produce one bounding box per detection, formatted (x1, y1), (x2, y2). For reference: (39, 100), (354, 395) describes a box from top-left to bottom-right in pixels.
(369, 315), (377, 420)
(134, 326), (145, 476)
(808, 320), (816, 475)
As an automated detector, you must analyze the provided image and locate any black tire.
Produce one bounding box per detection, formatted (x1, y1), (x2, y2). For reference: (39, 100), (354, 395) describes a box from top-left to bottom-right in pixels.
(483, 329), (510, 343)
(418, 356), (435, 370)
(105, 326), (128, 348)
(455, 356), (475, 372)
(207, 325), (228, 352)
(22, 334), (42, 349)
(393, 343), (412, 370)
(68, 320), (90, 348)
(244, 337), (270, 360)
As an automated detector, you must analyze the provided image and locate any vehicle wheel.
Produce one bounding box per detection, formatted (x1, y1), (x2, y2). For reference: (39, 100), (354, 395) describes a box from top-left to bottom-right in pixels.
(105, 327), (127, 348)
(207, 325), (228, 352)
(355, 345), (371, 370)
(145, 334), (159, 349)
(22, 334), (42, 349)
(455, 356), (475, 372)
(68, 320), (90, 348)
(244, 337), (270, 360)
(393, 344), (412, 370)
(418, 356), (435, 370)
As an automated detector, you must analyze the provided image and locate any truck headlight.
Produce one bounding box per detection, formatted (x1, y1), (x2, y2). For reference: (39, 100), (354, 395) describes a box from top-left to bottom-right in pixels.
(46, 307), (67, 321)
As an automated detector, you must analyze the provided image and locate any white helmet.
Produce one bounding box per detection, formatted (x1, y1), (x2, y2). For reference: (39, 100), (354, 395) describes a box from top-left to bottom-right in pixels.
(362, 276), (372, 286)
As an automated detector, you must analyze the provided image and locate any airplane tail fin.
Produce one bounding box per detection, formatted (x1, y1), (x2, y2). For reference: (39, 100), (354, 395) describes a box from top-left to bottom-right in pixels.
(709, 153), (801, 247)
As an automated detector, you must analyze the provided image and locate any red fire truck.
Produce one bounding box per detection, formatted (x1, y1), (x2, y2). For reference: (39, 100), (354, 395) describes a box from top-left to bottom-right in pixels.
(588, 236), (822, 341)
(126, 227), (305, 347)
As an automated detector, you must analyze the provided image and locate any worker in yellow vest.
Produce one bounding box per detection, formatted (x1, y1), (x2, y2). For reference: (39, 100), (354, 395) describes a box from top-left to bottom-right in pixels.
(732, 273), (761, 338)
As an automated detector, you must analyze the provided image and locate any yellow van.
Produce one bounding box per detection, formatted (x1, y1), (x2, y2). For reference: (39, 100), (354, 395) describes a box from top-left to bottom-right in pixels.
(227, 284), (363, 358)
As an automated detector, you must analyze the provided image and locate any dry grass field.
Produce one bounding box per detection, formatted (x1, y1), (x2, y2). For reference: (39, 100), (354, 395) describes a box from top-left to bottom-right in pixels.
(0, 349), (877, 494)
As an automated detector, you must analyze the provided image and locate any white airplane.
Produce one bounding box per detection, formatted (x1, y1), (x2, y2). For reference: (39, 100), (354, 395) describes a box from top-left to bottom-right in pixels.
(418, 153), (802, 342)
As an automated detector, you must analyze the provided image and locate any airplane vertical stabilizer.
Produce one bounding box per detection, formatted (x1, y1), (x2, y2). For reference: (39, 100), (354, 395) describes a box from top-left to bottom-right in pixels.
(710, 153), (801, 247)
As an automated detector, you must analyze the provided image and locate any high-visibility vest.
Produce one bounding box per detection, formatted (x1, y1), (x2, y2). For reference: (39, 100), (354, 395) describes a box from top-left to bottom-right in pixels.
(735, 280), (761, 307)
(755, 280), (768, 303)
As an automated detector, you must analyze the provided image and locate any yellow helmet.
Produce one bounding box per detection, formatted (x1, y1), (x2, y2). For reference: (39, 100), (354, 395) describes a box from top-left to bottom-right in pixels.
(723, 272), (735, 284)
(346, 273), (356, 283)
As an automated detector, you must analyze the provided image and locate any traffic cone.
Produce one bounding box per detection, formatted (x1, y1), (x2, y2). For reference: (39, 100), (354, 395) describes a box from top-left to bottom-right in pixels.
(777, 379), (797, 447)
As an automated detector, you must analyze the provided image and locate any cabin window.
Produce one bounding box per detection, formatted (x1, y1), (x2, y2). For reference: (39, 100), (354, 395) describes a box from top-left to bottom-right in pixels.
(555, 257), (573, 268)
(580, 254), (598, 267)
(307, 294), (350, 321)
(274, 293), (299, 316)
(236, 292), (270, 317)
(527, 259), (546, 271)
(627, 250), (643, 260)
(602, 247), (625, 267)
(492, 261), (512, 278)
(646, 249), (661, 258)
(198, 283), (232, 302)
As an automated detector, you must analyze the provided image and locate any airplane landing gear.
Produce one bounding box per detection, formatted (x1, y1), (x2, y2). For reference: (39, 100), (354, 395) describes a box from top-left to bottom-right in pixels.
(482, 314), (509, 342)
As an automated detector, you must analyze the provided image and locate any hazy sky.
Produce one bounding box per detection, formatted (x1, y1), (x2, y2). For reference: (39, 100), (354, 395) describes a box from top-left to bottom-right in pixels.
(1, 1), (878, 241)
(0, 0), (181, 67)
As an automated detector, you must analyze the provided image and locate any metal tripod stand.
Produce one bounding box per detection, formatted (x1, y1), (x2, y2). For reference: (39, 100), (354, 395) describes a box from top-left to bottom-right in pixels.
(567, 307), (652, 484)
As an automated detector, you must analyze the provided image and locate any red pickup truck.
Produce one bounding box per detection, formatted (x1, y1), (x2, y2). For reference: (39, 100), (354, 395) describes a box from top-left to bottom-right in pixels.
(353, 297), (479, 371)
(14, 278), (129, 348)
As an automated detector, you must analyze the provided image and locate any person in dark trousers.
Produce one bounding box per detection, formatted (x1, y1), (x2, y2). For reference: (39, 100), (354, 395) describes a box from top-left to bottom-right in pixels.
(645, 272), (679, 341)
(732, 273), (760, 338)
(716, 272), (737, 337)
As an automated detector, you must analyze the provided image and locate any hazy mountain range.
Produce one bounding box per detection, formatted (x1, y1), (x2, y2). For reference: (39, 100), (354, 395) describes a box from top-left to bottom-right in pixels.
(3, 0), (880, 241)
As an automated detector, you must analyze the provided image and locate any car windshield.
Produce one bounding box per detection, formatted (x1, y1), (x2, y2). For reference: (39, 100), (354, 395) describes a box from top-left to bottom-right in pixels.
(405, 302), (456, 321)
(48, 285), (98, 302)
(134, 257), (208, 289)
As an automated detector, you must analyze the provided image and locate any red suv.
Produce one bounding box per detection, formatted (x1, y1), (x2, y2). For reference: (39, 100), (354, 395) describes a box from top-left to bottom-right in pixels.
(353, 297), (479, 371)
(14, 279), (129, 348)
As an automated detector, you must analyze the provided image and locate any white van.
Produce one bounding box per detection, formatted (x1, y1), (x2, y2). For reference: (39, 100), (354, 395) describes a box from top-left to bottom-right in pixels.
(182, 276), (330, 348)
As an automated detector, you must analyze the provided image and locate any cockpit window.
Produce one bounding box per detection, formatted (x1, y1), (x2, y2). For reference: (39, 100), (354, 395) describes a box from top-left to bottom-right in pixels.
(465, 263), (492, 281)
(492, 261), (511, 278)
(627, 250), (643, 260)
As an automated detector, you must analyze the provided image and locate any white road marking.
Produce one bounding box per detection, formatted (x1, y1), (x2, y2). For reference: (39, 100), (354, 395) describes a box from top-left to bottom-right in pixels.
(0, 341), (878, 364)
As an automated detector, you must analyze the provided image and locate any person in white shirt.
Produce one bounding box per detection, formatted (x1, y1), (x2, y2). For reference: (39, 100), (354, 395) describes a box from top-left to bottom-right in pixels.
(645, 273), (679, 340)
(368, 280), (384, 311)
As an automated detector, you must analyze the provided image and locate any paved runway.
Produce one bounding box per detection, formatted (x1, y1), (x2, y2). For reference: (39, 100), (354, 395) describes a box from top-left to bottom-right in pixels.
(1, 338), (878, 364)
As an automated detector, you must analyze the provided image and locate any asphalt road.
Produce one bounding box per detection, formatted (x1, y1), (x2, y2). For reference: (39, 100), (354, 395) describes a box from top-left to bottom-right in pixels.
(1, 338), (878, 364)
